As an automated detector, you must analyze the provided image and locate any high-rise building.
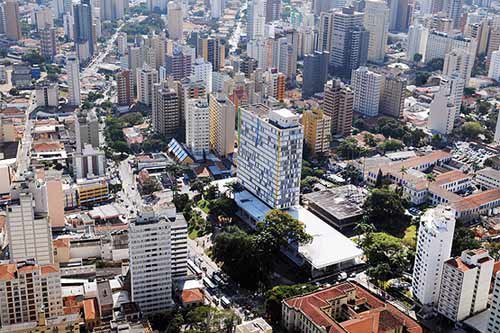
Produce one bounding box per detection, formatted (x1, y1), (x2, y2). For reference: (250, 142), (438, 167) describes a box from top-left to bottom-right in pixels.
(330, 7), (369, 79)
(323, 79), (354, 137)
(352, 67), (383, 117)
(34, 7), (54, 31)
(167, 1), (183, 40)
(170, 213), (188, 280)
(444, 0), (463, 30)
(263, 69), (286, 102)
(6, 193), (54, 265)
(302, 51), (329, 99)
(4, 0), (21, 41)
(191, 57), (213, 93)
(40, 27), (57, 60)
(379, 72), (406, 118)
(488, 49), (500, 81)
(129, 211), (173, 314)
(35, 83), (59, 107)
(73, 144), (106, 179)
(247, 0), (266, 40)
(389, 0), (410, 32)
(412, 206), (455, 306)
(186, 98), (210, 158)
(73, 2), (94, 56)
(152, 82), (180, 139)
(495, 108), (500, 144)
(211, 0), (224, 19)
(302, 108), (331, 156)
(487, 28), (500, 67)
(364, 0), (390, 63)
(318, 11), (334, 53)
(487, 272), (500, 333)
(0, 260), (63, 326)
(407, 24), (429, 62)
(165, 47), (192, 80)
(75, 109), (100, 151)
(237, 106), (303, 209)
(428, 74), (464, 135)
(137, 66), (158, 107)
(443, 48), (474, 85)
(66, 54), (81, 106)
(209, 93), (235, 157)
(438, 249), (493, 322)
(116, 69), (133, 106)
(265, 0), (281, 23)
(116, 32), (128, 55)
(197, 36), (226, 71)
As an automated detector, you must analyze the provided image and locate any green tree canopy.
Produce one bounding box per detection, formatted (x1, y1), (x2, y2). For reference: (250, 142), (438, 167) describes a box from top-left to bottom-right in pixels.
(337, 138), (367, 159)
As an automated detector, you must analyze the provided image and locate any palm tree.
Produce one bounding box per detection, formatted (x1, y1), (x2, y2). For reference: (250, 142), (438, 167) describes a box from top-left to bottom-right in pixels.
(224, 181), (244, 198)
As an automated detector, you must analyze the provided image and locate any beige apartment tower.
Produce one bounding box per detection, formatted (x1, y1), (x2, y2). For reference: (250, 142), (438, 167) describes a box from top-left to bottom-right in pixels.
(4, 0), (21, 41)
(302, 108), (331, 156)
(323, 79), (354, 137)
(209, 93), (236, 157)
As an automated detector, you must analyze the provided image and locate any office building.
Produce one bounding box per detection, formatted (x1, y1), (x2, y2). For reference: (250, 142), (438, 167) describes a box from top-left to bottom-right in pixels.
(129, 212), (173, 314)
(330, 7), (369, 79)
(34, 7), (54, 31)
(389, 0), (410, 32)
(209, 93), (235, 157)
(428, 74), (464, 135)
(66, 54), (81, 106)
(40, 27), (57, 60)
(318, 11), (334, 53)
(73, 144), (106, 179)
(352, 67), (383, 117)
(443, 49), (474, 85)
(488, 49), (500, 81)
(302, 108), (331, 156)
(302, 51), (329, 99)
(487, 272), (500, 333)
(197, 36), (226, 71)
(0, 260), (63, 327)
(364, 0), (390, 63)
(152, 83), (180, 139)
(379, 73), (406, 118)
(237, 106), (303, 209)
(265, 0), (281, 22)
(438, 249), (494, 322)
(116, 69), (133, 106)
(412, 206), (455, 306)
(137, 66), (158, 107)
(495, 108), (500, 144)
(165, 47), (192, 80)
(167, 1), (183, 40)
(247, 0), (266, 40)
(116, 32), (128, 55)
(191, 58), (213, 93)
(323, 79), (354, 137)
(425, 32), (474, 63)
(444, 0), (463, 30)
(6, 193), (54, 265)
(487, 28), (500, 67)
(186, 98), (210, 159)
(407, 24), (429, 62)
(4, 0), (21, 41)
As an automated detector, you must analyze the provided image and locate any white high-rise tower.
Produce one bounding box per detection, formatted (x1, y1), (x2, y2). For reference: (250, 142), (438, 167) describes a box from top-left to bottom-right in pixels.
(66, 53), (81, 106)
(428, 73), (464, 135)
(167, 1), (183, 40)
(247, 0), (266, 40)
(363, 0), (390, 63)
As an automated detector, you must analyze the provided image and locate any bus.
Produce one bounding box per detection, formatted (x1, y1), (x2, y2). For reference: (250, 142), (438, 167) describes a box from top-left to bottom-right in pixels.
(187, 259), (203, 278)
(203, 277), (216, 290)
(220, 296), (231, 308)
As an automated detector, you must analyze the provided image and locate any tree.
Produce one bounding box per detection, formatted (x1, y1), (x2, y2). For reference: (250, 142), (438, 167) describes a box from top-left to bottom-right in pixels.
(9, 88), (18, 96)
(341, 164), (362, 185)
(190, 177), (212, 194)
(378, 139), (404, 152)
(185, 306), (240, 333)
(204, 184), (220, 201)
(141, 177), (161, 195)
(452, 222), (481, 256)
(22, 50), (45, 65)
(363, 188), (411, 236)
(209, 196), (237, 218)
(460, 121), (485, 140)
(360, 232), (410, 283)
(415, 71), (431, 86)
(430, 134), (446, 149)
(413, 53), (422, 62)
(337, 138), (367, 159)
(173, 192), (191, 212)
(224, 181), (244, 198)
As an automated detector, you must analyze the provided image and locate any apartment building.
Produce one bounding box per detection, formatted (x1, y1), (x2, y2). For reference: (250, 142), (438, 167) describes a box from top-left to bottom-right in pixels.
(438, 249), (494, 322)
(208, 93), (236, 157)
(237, 106), (303, 209)
(170, 214), (188, 280)
(0, 260), (63, 326)
(412, 206), (456, 306)
(487, 272), (500, 333)
(129, 211), (173, 314)
(185, 98), (210, 159)
(301, 108), (331, 156)
(323, 79), (354, 137)
(137, 66), (158, 107)
(152, 82), (180, 139)
(352, 67), (383, 117)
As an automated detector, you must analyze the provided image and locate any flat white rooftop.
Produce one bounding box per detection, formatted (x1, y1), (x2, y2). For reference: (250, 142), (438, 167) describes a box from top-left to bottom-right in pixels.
(235, 191), (363, 270)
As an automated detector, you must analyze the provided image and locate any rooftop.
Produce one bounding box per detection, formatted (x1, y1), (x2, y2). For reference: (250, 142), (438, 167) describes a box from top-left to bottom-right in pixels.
(302, 186), (366, 221)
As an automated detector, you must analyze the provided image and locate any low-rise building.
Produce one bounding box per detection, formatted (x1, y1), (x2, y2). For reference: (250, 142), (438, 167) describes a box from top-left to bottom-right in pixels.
(282, 282), (423, 333)
(475, 167), (500, 189)
(76, 178), (110, 207)
(236, 318), (272, 333)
